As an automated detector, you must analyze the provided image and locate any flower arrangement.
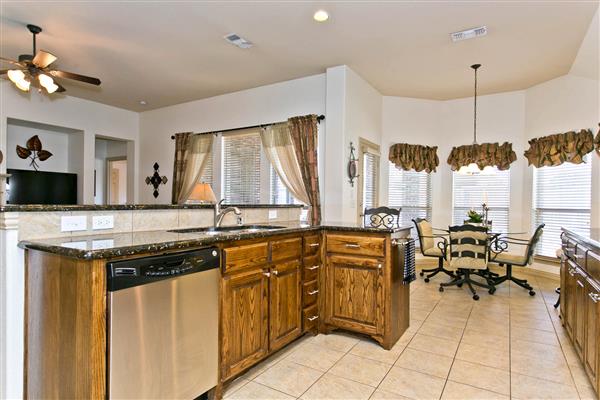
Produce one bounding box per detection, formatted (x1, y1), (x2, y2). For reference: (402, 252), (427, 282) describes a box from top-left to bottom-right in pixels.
(466, 209), (484, 223)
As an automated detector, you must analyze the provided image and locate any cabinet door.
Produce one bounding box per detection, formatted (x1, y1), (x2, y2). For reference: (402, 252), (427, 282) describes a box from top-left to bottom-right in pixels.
(324, 254), (384, 335)
(584, 279), (600, 392)
(564, 261), (577, 339)
(269, 260), (302, 352)
(574, 273), (587, 358)
(221, 268), (269, 381)
(560, 257), (567, 321)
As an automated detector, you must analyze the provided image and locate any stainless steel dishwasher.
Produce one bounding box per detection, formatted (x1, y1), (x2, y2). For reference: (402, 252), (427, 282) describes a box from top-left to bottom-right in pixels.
(107, 248), (219, 399)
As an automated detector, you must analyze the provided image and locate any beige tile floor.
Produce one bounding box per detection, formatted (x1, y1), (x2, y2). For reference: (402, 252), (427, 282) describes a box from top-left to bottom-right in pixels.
(224, 269), (597, 400)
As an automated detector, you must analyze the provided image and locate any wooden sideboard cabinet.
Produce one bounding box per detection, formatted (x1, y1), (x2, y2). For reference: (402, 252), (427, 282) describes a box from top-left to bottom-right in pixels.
(561, 229), (600, 398)
(322, 231), (410, 349)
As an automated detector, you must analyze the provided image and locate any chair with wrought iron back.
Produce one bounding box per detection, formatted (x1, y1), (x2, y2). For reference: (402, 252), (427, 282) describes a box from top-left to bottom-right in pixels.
(440, 224), (496, 300)
(363, 206), (401, 229)
(412, 218), (453, 282)
(488, 224), (545, 296)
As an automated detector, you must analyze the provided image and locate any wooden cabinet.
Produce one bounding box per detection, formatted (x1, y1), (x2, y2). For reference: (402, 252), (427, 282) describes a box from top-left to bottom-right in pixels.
(220, 235), (303, 381)
(322, 232), (410, 349)
(561, 229), (600, 399)
(221, 268), (270, 380)
(302, 234), (321, 334)
(584, 279), (600, 392)
(269, 259), (302, 352)
(325, 254), (384, 335)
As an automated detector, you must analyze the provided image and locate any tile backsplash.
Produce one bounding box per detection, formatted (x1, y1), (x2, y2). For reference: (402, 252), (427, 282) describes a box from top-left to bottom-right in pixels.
(13, 207), (302, 241)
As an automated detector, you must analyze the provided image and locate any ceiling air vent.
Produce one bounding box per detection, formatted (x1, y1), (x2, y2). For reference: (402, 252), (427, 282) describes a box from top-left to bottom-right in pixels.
(224, 33), (253, 49)
(451, 26), (487, 42)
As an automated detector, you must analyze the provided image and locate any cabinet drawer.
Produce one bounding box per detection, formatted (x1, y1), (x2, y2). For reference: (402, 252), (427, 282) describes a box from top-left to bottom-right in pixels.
(326, 234), (385, 257)
(304, 235), (321, 257)
(271, 238), (302, 263)
(303, 280), (319, 307)
(303, 255), (321, 281)
(223, 242), (269, 273)
(303, 304), (319, 331)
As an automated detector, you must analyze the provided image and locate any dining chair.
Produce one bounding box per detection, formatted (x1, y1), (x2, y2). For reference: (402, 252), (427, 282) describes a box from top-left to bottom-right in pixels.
(363, 206), (401, 229)
(439, 224), (496, 300)
(488, 224), (544, 296)
(412, 218), (453, 282)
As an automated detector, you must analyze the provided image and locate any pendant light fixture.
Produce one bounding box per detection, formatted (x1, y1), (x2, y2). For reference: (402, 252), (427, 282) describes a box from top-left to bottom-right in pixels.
(458, 64), (495, 175)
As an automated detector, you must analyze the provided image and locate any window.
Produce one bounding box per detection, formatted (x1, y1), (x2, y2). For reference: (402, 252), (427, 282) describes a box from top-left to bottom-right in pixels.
(357, 139), (380, 221)
(388, 162), (432, 227)
(533, 157), (592, 257)
(270, 166), (297, 204)
(199, 156), (213, 186)
(221, 132), (262, 204)
(452, 168), (511, 233)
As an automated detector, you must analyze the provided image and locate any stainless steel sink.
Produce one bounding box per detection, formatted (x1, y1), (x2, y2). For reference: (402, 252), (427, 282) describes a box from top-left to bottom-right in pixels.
(168, 225), (286, 234)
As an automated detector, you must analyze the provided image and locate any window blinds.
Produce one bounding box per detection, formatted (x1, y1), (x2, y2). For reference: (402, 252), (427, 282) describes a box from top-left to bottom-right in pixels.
(363, 152), (379, 210)
(388, 162), (432, 226)
(270, 166), (296, 204)
(222, 132), (261, 204)
(533, 157), (592, 257)
(452, 168), (511, 233)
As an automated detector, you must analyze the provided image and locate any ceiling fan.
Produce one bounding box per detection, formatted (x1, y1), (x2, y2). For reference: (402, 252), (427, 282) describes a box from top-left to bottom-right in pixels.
(1, 24), (101, 94)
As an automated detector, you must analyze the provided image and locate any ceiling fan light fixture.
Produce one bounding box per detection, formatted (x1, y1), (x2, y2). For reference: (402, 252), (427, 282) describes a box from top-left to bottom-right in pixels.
(7, 69), (25, 84)
(37, 73), (58, 93)
(313, 10), (329, 22)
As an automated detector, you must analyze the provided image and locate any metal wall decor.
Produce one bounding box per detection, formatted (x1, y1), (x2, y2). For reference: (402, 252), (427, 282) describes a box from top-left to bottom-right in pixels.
(348, 141), (359, 186)
(145, 162), (168, 198)
(16, 135), (53, 171)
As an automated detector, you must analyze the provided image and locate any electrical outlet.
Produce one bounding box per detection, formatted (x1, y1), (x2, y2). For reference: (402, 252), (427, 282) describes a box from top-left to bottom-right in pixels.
(92, 215), (114, 230)
(268, 210), (278, 220)
(61, 216), (87, 232)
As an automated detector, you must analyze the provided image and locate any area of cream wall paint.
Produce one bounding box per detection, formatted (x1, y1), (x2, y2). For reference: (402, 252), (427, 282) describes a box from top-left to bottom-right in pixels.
(138, 74), (326, 204)
(0, 81), (140, 203)
(6, 123), (73, 172)
(570, 9), (599, 82)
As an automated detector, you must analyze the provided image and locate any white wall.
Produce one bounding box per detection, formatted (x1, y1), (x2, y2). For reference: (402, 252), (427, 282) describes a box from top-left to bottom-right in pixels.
(0, 81), (140, 204)
(138, 74), (326, 204)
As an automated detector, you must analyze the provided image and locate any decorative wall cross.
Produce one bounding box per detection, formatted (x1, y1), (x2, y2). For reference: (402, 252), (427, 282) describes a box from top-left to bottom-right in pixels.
(145, 162), (168, 198)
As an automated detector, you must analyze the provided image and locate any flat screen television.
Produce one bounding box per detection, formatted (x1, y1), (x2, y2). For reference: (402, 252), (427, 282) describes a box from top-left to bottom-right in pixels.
(7, 169), (77, 205)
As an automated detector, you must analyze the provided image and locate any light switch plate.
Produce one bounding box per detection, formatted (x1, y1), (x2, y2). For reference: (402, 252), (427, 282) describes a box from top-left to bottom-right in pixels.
(92, 215), (114, 230)
(268, 210), (278, 220)
(61, 216), (87, 232)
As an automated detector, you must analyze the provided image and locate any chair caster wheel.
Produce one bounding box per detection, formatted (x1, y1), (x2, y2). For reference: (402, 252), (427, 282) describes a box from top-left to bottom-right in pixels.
(424, 278), (430, 283)
(473, 294), (480, 301)
(489, 288), (496, 295)
(529, 290), (536, 296)
(419, 271), (424, 277)
(457, 283), (463, 288)
(439, 286), (444, 292)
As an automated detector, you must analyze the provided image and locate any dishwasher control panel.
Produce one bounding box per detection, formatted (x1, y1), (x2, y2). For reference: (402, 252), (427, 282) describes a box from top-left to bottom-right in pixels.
(107, 248), (220, 291)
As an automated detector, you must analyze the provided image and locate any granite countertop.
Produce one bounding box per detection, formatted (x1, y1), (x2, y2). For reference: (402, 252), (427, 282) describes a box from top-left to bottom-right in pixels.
(18, 221), (412, 260)
(0, 203), (303, 212)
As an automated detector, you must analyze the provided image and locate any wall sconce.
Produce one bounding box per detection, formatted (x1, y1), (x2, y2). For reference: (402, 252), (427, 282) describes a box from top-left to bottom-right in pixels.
(348, 141), (359, 187)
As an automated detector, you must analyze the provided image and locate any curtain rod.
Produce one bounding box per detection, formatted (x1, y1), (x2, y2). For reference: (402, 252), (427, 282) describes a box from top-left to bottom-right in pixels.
(171, 114), (325, 140)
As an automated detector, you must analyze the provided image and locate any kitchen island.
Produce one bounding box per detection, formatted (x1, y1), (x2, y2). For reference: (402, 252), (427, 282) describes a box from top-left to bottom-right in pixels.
(19, 221), (413, 399)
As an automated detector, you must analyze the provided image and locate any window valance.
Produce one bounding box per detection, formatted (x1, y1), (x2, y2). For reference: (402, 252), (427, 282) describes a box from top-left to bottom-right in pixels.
(524, 129), (594, 168)
(447, 142), (517, 171)
(388, 143), (439, 173)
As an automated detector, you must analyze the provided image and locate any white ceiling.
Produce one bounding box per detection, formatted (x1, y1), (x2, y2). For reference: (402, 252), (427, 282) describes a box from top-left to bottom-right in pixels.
(1, 1), (597, 111)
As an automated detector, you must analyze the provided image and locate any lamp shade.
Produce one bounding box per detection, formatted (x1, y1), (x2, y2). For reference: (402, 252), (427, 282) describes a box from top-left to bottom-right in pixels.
(187, 182), (216, 203)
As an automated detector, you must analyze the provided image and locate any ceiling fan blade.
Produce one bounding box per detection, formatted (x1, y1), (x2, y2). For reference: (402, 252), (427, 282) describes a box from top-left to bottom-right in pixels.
(54, 81), (66, 93)
(50, 70), (101, 85)
(0, 57), (24, 67)
(32, 50), (57, 68)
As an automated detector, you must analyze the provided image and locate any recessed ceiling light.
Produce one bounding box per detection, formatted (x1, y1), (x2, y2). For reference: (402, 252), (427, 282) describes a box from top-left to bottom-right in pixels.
(139, 100), (147, 105)
(313, 10), (329, 22)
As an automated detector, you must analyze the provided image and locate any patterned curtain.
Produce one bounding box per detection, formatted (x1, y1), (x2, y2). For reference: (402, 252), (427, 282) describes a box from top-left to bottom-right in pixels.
(288, 115), (321, 225)
(524, 129), (594, 168)
(171, 132), (192, 204)
(447, 142), (517, 171)
(388, 143), (439, 173)
(595, 125), (600, 156)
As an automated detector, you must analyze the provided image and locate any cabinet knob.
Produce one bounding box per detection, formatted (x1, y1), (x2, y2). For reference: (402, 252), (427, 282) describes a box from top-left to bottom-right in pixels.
(307, 265), (320, 270)
(308, 290), (319, 295)
(272, 270), (279, 276)
(263, 272), (271, 277)
(307, 315), (319, 321)
(309, 243), (320, 248)
(345, 243), (360, 249)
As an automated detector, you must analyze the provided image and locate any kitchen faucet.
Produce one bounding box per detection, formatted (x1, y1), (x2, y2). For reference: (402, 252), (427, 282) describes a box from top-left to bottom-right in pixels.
(214, 199), (242, 227)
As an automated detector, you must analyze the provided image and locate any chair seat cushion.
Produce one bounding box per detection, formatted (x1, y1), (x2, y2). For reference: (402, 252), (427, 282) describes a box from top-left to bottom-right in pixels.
(490, 251), (528, 266)
(423, 247), (443, 257)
